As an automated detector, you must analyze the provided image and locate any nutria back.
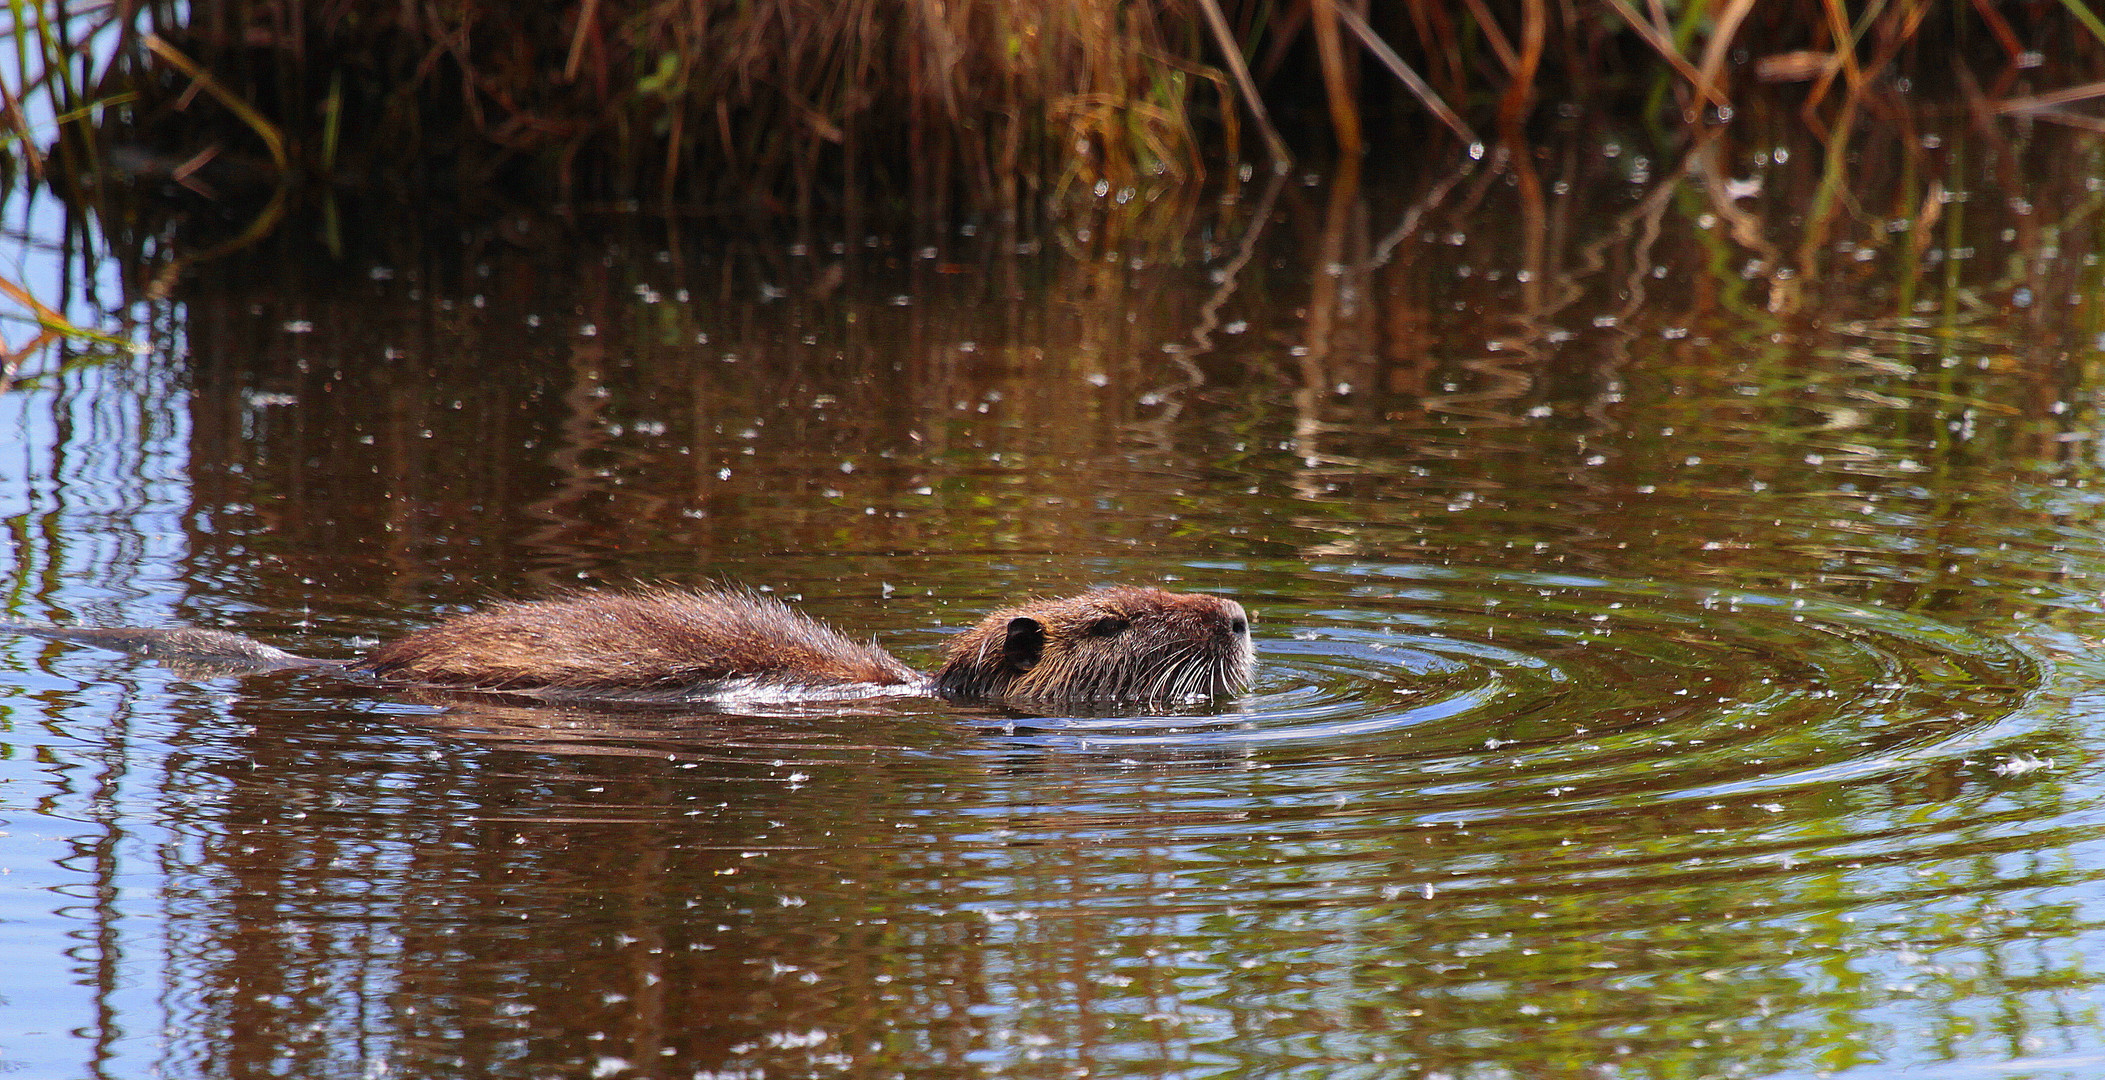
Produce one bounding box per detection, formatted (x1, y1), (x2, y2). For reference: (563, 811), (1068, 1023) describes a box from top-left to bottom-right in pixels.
(931, 587), (1253, 704)
(352, 588), (921, 699)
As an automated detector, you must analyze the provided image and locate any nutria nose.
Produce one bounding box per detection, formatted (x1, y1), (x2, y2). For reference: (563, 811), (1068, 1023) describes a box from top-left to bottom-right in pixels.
(1225, 600), (1250, 635)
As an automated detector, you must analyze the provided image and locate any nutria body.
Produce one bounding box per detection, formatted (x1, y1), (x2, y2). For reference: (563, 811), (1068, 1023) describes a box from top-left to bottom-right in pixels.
(352, 589), (924, 699)
(3, 586), (1254, 707)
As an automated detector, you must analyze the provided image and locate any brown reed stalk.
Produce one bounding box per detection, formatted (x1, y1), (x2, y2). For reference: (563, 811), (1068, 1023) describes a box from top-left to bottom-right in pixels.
(19, 0), (2105, 247)
(1497, 0), (1546, 137)
(1195, 0), (1289, 171)
(1599, 0), (1729, 116)
(1329, 2), (1477, 146)
(1311, 0), (1363, 157)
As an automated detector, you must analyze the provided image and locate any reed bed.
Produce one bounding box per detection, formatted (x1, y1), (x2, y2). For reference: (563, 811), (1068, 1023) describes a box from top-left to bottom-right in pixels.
(4, 0), (2105, 249)
(7, 2), (2103, 206)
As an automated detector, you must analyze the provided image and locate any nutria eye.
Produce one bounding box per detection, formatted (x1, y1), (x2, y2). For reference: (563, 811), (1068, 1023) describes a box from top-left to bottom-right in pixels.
(1086, 617), (1128, 637)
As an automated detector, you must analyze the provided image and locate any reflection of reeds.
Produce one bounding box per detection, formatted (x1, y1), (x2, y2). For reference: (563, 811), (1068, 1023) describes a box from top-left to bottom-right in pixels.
(0, 270), (76, 387)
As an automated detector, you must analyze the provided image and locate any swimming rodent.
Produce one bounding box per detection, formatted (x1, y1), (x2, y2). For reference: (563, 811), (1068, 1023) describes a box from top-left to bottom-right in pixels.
(1, 586), (1255, 706)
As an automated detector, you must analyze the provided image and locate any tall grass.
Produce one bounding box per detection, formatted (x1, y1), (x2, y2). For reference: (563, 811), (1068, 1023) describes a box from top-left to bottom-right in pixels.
(7, 0), (2105, 238)
(74, 0), (1241, 238)
(0, 0), (159, 373)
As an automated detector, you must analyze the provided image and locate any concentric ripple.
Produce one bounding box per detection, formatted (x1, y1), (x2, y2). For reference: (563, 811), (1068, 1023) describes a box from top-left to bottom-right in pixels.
(996, 566), (2040, 819)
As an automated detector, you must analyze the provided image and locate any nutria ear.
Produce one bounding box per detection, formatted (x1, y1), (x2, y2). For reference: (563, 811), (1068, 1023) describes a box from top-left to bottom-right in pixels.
(1001, 616), (1045, 672)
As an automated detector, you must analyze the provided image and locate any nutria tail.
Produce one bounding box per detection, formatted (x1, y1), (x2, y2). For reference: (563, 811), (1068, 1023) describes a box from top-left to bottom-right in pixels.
(350, 587), (923, 699)
(931, 587), (1254, 704)
(0, 623), (331, 671)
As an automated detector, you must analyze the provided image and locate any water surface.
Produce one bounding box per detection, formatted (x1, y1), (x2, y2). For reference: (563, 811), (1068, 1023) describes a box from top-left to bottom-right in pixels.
(7, 124), (2105, 1079)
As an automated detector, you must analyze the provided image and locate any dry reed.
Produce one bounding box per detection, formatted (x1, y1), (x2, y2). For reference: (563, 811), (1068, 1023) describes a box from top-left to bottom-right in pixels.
(6, 0), (2105, 236)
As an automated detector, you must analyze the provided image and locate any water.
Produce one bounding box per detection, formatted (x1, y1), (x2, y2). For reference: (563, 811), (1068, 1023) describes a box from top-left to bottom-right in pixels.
(7, 125), (2105, 1078)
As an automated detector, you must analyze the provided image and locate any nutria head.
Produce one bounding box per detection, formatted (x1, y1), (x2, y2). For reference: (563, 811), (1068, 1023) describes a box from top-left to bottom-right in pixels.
(931, 587), (1254, 704)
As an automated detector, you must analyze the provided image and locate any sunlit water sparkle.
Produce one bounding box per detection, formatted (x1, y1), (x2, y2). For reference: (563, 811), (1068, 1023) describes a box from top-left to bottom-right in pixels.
(11, 153), (2105, 1079)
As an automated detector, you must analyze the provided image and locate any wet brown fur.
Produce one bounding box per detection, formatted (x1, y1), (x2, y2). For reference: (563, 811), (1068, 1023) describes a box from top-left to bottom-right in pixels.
(930, 587), (1254, 703)
(352, 588), (921, 697)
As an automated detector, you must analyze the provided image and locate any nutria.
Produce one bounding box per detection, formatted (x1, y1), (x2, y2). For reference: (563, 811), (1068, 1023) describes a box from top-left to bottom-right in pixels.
(1, 586), (1254, 706)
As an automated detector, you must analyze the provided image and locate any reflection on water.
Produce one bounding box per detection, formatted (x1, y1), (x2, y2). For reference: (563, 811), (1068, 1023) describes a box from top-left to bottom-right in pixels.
(11, 122), (2105, 1079)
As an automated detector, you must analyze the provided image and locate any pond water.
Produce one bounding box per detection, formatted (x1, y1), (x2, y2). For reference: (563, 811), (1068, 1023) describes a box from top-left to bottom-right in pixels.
(9, 121), (2105, 1079)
